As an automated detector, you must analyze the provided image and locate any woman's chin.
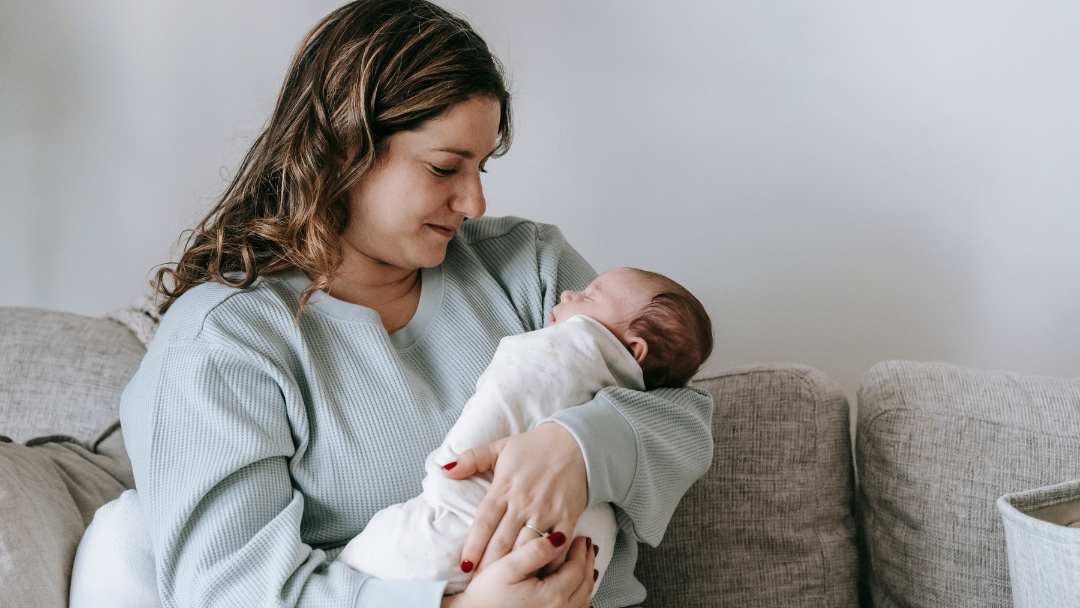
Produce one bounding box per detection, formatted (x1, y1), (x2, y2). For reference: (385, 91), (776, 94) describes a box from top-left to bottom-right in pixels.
(414, 245), (449, 269)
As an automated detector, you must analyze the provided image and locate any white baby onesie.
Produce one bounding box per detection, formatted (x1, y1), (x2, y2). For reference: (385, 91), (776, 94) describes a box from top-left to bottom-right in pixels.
(336, 314), (645, 595)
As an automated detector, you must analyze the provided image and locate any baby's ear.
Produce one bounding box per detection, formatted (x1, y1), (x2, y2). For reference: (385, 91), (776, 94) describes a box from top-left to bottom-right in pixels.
(626, 336), (648, 364)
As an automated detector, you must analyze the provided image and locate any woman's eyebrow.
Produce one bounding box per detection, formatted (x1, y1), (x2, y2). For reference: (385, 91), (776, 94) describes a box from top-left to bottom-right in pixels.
(431, 147), (498, 159)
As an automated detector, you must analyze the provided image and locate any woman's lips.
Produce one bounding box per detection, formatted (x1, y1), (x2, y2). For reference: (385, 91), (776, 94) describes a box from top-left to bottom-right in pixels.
(427, 224), (456, 239)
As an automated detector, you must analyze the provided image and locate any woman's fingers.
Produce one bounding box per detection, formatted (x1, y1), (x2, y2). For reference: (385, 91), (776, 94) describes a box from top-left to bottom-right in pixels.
(490, 532), (568, 582)
(454, 424), (589, 580)
(538, 515), (578, 575)
(565, 541), (598, 608)
(460, 491), (507, 571)
(511, 523), (540, 553)
(441, 438), (508, 480)
(478, 508), (531, 570)
(541, 535), (593, 606)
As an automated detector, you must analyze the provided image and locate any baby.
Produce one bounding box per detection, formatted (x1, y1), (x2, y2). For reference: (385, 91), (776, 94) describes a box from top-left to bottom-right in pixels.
(336, 267), (714, 595)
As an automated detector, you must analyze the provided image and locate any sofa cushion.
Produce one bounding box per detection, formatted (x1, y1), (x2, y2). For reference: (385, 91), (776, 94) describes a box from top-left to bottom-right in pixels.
(636, 364), (858, 607)
(0, 425), (134, 608)
(0, 308), (146, 443)
(856, 360), (1080, 607)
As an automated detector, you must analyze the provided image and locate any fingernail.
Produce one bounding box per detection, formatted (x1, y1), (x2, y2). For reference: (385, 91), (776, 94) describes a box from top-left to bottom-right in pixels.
(593, 569), (598, 581)
(547, 531), (566, 547)
(442, 461), (457, 471)
(585, 537), (592, 550)
(460, 559), (473, 573)
(593, 544), (599, 557)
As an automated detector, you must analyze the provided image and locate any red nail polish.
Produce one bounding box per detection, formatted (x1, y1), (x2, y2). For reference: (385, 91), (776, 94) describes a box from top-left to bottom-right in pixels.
(547, 531), (566, 547)
(442, 461), (457, 471)
(460, 559), (473, 573)
(593, 544), (599, 557)
(585, 537), (592, 550)
(593, 569), (598, 582)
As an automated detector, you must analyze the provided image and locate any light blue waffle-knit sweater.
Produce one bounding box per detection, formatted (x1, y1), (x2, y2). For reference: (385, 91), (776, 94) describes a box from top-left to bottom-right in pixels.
(120, 216), (714, 608)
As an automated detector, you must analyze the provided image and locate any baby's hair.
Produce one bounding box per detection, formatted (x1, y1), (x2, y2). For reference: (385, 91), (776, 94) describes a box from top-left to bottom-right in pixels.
(625, 269), (714, 389)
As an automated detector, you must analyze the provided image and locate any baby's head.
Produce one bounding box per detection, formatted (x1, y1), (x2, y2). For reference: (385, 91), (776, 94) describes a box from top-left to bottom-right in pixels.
(551, 267), (713, 389)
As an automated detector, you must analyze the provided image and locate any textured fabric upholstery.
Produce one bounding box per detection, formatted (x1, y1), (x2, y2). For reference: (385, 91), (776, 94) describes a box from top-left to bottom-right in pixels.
(636, 364), (858, 608)
(0, 308), (146, 443)
(857, 360), (1080, 607)
(998, 479), (1080, 608)
(0, 425), (134, 608)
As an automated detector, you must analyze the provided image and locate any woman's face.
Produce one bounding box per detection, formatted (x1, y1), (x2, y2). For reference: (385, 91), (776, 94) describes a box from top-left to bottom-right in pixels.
(342, 96), (502, 273)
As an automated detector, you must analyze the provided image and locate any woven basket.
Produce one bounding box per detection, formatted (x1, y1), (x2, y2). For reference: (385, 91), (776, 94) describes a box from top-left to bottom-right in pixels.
(997, 479), (1080, 608)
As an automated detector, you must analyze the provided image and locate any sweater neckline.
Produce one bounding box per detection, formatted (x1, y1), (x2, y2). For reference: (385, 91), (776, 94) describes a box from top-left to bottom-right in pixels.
(278, 265), (445, 350)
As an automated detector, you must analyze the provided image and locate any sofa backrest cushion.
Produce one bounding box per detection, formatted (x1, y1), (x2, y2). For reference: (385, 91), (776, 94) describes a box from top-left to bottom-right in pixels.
(636, 364), (858, 608)
(0, 308), (146, 443)
(857, 360), (1080, 607)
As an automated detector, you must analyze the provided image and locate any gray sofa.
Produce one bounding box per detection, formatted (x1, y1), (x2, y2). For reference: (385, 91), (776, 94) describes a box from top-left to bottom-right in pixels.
(2, 306), (1079, 607)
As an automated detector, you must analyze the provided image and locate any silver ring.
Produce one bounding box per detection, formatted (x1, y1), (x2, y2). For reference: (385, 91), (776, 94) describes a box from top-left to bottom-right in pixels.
(523, 523), (548, 538)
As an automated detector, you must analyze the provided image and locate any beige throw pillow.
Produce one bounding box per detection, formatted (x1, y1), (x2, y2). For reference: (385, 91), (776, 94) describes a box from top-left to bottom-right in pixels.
(0, 426), (132, 608)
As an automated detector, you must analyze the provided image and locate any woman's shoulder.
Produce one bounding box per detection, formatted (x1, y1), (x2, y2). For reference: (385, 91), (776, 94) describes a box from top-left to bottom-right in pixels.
(456, 215), (566, 247)
(153, 275), (298, 350)
(447, 216), (594, 332)
(453, 216), (576, 276)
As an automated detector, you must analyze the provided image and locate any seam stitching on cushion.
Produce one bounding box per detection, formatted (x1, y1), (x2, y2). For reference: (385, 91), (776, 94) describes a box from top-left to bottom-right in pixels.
(91, 419), (122, 452)
(693, 364), (818, 384)
(795, 367), (833, 605)
(24, 434), (86, 448)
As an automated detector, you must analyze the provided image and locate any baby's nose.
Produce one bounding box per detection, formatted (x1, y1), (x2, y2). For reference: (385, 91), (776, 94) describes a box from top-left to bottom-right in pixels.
(560, 290), (573, 303)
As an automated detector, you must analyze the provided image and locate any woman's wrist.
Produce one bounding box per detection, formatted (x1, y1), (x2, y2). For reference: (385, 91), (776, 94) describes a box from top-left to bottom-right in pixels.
(537, 421), (589, 502)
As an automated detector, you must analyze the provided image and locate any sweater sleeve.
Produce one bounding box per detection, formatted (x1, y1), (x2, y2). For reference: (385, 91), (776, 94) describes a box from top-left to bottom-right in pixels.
(544, 386), (713, 545)
(120, 340), (446, 608)
(530, 223), (715, 547)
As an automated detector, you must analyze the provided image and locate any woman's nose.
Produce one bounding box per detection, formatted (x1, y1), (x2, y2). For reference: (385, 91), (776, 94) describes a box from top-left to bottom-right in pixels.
(452, 172), (486, 219)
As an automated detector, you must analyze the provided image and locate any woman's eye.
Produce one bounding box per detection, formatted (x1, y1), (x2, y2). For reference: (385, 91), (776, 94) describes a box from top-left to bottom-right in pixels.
(430, 165), (456, 177)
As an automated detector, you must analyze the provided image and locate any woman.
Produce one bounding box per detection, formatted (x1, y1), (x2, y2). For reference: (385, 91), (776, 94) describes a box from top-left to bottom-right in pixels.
(121, 1), (714, 607)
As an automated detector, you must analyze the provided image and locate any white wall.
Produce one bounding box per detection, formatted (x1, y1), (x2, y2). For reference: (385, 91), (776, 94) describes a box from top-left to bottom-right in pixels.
(3, 0), (1078, 404)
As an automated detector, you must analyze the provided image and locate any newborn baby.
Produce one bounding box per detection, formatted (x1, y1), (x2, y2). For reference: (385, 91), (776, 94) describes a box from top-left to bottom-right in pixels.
(336, 267), (714, 595)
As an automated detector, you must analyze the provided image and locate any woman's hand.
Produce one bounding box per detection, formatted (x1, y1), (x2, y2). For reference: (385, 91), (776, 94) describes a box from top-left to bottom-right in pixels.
(441, 534), (597, 608)
(441, 422), (589, 573)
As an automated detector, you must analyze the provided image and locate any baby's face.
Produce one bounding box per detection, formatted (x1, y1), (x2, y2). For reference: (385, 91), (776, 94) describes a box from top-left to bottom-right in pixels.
(550, 268), (654, 340)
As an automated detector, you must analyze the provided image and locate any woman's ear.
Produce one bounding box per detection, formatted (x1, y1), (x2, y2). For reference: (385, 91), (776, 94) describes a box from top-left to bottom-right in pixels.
(626, 336), (648, 364)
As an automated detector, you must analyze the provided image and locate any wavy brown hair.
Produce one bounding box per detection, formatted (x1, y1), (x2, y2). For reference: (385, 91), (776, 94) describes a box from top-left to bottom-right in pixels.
(153, 0), (511, 315)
